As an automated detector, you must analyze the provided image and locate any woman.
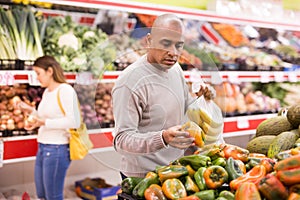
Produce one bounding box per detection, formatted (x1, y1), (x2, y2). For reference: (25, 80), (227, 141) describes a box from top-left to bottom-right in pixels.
(18, 55), (81, 200)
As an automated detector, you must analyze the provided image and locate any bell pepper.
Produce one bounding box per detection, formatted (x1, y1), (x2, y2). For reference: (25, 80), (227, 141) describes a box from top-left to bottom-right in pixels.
(194, 167), (206, 191)
(132, 172), (160, 199)
(230, 164), (267, 191)
(225, 157), (244, 181)
(185, 165), (196, 177)
(178, 195), (200, 200)
(216, 197), (227, 200)
(289, 183), (300, 200)
(288, 192), (300, 200)
(275, 149), (292, 161)
(162, 178), (187, 200)
(259, 158), (276, 173)
(277, 167), (300, 186)
(212, 157), (226, 167)
(248, 153), (267, 158)
(218, 190), (235, 200)
(258, 173), (288, 200)
(157, 165), (189, 183)
(221, 144), (249, 163)
(235, 159), (246, 174)
(235, 182), (261, 200)
(121, 177), (144, 194)
(206, 146), (225, 160)
(178, 155), (211, 171)
(203, 165), (228, 189)
(245, 157), (262, 170)
(144, 184), (167, 200)
(184, 176), (199, 194)
(289, 184), (300, 194)
(274, 154), (300, 171)
(194, 190), (215, 200)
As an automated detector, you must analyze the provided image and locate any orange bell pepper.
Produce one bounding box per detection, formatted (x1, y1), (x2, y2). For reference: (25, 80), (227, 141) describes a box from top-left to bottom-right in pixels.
(221, 144), (249, 163)
(144, 184), (167, 200)
(203, 165), (228, 189)
(235, 182), (261, 200)
(178, 195), (200, 200)
(162, 178), (187, 200)
(235, 159), (246, 174)
(274, 154), (300, 171)
(289, 185), (300, 200)
(259, 158), (276, 173)
(288, 192), (300, 200)
(230, 164), (267, 191)
(277, 167), (300, 186)
(258, 173), (288, 200)
(248, 153), (267, 159)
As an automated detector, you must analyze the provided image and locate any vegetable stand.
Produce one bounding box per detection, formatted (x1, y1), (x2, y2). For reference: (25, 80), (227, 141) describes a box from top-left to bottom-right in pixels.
(2, 70), (300, 163)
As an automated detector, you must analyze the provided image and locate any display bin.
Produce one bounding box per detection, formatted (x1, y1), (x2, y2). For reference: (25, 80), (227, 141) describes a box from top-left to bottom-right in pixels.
(75, 177), (120, 200)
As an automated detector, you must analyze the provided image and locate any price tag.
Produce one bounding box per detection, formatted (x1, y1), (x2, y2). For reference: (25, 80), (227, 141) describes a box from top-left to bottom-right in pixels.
(260, 72), (270, 83)
(210, 71), (222, 85)
(0, 71), (15, 85)
(288, 72), (298, 82)
(228, 73), (239, 84)
(237, 117), (250, 129)
(0, 140), (3, 168)
(274, 71), (285, 82)
(76, 72), (95, 85)
(189, 70), (202, 82)
(28, 72), (40, 86)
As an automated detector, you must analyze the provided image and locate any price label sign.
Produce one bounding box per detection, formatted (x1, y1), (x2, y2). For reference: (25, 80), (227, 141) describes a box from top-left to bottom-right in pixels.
(0, 71), (15, 85)
(210, 71), (222, 85)
(228, 73), (239, 84)
(76, 72), (95, 85)
(237, 117), (250, 129)
(28, 72), (40, 86)
(260, 72), (270, 83)
(288, 72), (298, 82)
(274, 71), (285, 82)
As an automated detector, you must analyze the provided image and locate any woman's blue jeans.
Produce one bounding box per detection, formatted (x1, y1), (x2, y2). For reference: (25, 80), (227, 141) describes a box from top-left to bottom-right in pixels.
(35, 143), (71, 200)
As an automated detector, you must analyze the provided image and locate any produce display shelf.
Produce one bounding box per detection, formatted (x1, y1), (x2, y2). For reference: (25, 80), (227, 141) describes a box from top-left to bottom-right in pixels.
(36, 0), (300, 31)
(3, 70), (299, 85)
(1, 114), (275, 163)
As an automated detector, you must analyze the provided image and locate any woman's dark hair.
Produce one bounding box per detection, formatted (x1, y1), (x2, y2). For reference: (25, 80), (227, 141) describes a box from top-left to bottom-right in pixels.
(33, 55), (67, 83)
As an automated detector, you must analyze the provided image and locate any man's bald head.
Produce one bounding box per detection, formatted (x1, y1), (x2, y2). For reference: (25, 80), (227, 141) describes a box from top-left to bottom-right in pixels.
(151, 14), (184, 35)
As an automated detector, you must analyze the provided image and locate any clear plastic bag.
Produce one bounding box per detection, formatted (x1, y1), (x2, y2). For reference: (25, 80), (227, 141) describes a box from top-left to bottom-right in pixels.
(187, 93), (225, 145)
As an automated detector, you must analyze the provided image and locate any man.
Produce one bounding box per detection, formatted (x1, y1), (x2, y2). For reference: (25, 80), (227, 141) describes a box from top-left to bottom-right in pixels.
(112, 13), (215, 178)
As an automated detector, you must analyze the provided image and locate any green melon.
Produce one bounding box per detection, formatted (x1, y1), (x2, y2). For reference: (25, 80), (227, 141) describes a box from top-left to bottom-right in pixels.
(246, 135), (276, 155)
(256, 116), (294, 137)
(287, 104), (300, 128)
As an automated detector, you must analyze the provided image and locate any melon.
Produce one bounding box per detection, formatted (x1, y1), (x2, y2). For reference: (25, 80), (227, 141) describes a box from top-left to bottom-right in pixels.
(256, 116), (293, 137)
(246, 135), (276, 155)
(287, 104), (300, 128)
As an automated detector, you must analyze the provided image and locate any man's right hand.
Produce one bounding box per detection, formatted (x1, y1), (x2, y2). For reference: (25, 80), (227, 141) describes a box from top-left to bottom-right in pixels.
(162, 125), (194, 149)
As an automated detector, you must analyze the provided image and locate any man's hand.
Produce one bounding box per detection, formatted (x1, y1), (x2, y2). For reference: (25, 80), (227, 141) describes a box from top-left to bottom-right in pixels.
(195, 84), (216, 101)
(162, 125), (194, 149)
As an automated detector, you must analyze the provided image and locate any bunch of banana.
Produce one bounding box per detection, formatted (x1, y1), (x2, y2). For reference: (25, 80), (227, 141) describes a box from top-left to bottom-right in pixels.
(186, 108), (224, 143)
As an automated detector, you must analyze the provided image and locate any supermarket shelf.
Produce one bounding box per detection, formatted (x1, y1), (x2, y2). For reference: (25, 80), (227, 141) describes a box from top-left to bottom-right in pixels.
(1, 114), (276, 163)
(3, 70), (300, 85)
(36, 0), (300, 31)
(1, 128), (114, 164)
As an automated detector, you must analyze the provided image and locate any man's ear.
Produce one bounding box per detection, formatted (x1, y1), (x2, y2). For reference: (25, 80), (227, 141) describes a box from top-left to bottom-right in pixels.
(146, 33), (151, 47)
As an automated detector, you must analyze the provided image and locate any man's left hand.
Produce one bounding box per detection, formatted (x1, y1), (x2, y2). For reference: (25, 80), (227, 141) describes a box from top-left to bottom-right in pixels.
(195, 84), (216, 100)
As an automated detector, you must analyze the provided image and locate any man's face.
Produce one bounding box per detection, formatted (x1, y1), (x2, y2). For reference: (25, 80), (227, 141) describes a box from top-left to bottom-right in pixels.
(147, 27), (184, 70)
